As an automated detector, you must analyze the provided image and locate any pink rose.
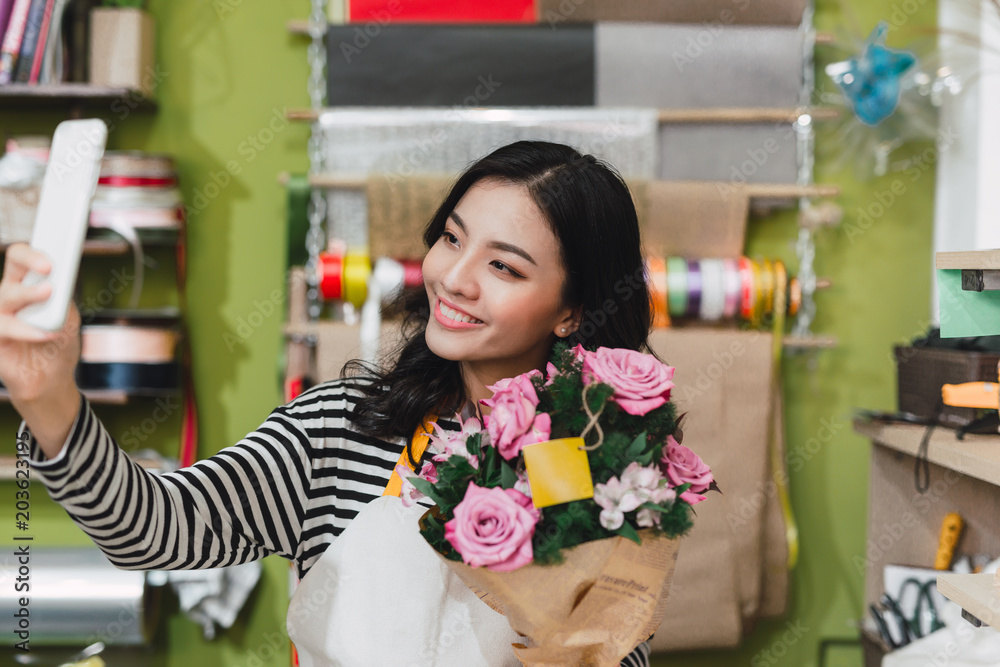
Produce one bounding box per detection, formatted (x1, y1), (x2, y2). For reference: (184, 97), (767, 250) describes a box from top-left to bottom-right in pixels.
(582, 347), (675, 416)
(444, 483), (540, 572)
(660, 436), (713, 505)
(481, 370), (550, 459)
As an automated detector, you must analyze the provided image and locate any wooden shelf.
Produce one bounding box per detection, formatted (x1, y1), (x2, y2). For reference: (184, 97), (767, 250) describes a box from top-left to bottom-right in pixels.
(0, 83), (156, 112)
(277, 171), (841, 201)
(853, 419), (1000, 487)
(0, 388), (181, 406)
(937, 573), (1000, 631)
(0, 234), (179, 257)
(935, 249), (1000, 270)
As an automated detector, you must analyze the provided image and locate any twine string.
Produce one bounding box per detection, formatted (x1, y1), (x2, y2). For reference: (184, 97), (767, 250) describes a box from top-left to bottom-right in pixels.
(579, 383), (606, 451)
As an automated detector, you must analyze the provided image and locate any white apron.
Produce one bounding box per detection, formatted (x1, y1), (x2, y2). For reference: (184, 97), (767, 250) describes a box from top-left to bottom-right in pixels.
(286, 495), (523, 667)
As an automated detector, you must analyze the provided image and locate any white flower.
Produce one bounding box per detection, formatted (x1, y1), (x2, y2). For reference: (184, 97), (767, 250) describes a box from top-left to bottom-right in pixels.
(514, 470), (532, 498)
(593, 476), (643, 531)
(427, 413), (483, 470)
(636, 508), (660, 528)
(395, 464), (425, 508)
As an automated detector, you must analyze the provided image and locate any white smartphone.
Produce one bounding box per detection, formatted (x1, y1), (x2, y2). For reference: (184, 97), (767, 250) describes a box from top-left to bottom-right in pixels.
(17, 119), (108, 332)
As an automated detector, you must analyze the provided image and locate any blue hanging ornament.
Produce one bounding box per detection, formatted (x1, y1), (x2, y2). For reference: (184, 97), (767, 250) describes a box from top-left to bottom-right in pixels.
(826, 22), (917, 126)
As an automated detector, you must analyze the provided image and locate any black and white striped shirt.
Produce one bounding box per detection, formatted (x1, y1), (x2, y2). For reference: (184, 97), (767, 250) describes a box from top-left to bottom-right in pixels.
(21, 377), (650, 666)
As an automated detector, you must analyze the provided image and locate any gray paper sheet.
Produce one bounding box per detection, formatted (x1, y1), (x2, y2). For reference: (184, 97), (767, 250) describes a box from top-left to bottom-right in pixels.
(596, 23), (803, 109)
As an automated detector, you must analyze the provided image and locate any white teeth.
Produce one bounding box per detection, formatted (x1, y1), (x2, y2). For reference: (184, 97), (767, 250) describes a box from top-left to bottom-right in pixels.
(440, 301), (482, 324)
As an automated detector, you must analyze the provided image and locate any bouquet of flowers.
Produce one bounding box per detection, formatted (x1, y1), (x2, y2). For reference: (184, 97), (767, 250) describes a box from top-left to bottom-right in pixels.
(397, 343), (715, 666)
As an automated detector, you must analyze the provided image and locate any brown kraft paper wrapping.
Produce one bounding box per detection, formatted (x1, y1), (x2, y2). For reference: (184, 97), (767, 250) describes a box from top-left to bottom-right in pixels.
(367, 175), (749, 261)
(629, 180), (749, 260)
(647, 329), (777, 649)
(367, 173), (454, 260)
(440, 532), (681, 667)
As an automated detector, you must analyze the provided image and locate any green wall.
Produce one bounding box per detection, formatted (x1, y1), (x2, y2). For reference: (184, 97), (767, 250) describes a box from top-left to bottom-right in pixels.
(0, 1), (938, 665)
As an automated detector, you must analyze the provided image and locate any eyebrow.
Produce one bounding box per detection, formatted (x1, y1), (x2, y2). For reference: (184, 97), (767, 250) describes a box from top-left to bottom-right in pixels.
(449, 211), (537, 266)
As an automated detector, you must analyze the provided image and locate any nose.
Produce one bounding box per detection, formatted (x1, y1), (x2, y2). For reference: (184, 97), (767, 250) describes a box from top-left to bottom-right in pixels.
(439, 253), (479, 301)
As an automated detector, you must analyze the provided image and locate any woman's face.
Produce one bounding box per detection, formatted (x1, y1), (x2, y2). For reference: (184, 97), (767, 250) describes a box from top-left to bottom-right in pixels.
(422, 178), (579, 382)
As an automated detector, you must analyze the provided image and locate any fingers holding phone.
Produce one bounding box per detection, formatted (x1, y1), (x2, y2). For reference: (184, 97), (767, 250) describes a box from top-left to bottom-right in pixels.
(0, 244), (83, 403)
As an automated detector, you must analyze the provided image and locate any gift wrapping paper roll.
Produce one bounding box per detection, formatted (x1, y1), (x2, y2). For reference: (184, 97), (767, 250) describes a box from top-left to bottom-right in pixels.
(699, 258), (726, 322)
(596, 23), (802, 110)
(535, 0), (807, 25)
(630, 180), (749, 260)
(349, 0), (534, 22)
(326, 25), (594, 107)
(0, 547), (158, 646)
(321, 108), (658, 250)
(658, 123), (799, 184)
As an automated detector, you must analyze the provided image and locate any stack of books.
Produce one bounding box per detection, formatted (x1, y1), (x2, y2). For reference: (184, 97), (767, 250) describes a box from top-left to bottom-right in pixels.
(0, 0), (77, 85)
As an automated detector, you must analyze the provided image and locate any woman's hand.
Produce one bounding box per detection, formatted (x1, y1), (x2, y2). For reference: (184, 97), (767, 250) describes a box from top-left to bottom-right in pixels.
(0, 242), (82, 457)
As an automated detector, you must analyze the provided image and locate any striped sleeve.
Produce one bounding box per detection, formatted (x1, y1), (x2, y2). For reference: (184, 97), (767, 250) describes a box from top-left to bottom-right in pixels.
(621, 640), (651, 667)
(21, 391), (314, 572)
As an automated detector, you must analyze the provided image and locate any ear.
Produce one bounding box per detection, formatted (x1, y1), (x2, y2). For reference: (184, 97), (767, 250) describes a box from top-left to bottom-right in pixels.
(553, 304), (583, 338)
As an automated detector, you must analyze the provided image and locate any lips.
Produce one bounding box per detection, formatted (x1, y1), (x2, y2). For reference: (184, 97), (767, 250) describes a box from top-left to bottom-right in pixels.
(435, 298), (484, 327)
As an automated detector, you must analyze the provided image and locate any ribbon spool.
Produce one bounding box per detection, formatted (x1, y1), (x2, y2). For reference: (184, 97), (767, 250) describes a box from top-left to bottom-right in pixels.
(89, 152), (184, 311)
(722, 258), (741, 319)
(344, 253), (371, 309)
(699, 258), (726, 322)
(316, 252), (371, 309)
(666, 256), (688, 318)
(788, 277), (802, 317)
(685, 259), (702, 318)
(318, 252), (345, 301)
(645, 256), (670, 328)
(400, 259), (423, 289)
(78, 316), (182, 392)
(738, 257), (755, 321)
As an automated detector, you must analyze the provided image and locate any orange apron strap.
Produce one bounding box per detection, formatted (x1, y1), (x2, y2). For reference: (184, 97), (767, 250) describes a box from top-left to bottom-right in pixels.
(383, 415), (436, 497)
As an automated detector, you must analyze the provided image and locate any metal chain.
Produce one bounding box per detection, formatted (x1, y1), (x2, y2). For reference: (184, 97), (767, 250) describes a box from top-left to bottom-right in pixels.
(305, 0), (328, 321)
(792, 2), (818, 340)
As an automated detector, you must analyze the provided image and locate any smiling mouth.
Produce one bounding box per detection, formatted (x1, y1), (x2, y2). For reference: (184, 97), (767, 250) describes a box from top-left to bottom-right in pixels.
(437, 300), (483, 325)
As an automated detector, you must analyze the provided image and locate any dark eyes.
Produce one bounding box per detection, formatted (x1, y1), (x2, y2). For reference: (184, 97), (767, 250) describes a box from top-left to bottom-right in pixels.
(438, 231), (524, 278)
(491, 261), (523, 278)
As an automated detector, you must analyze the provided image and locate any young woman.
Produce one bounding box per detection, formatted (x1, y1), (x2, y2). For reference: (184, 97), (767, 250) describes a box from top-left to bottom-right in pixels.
(0, 141), (656, 666)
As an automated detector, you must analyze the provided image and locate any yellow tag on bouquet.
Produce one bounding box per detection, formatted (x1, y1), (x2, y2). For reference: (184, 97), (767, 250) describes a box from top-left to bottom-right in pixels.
(522, 437), (594, 509)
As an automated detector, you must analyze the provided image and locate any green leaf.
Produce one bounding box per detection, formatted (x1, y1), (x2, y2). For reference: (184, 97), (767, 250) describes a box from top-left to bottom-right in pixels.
(627, 431), (648, 458)
(639, 501), (671, 514)
(615, 521), (642, 545)
(500, 460), (518, 489)
(410, 477), (450, 508)
(466, 432), (482, 457)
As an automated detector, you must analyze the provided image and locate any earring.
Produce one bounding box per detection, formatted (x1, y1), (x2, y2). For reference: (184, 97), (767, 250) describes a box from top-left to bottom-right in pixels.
(560, 327), (567, 335)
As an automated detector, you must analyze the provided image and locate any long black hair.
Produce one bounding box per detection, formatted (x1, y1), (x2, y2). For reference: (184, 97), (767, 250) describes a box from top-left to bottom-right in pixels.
(345, 140), (653, 449)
